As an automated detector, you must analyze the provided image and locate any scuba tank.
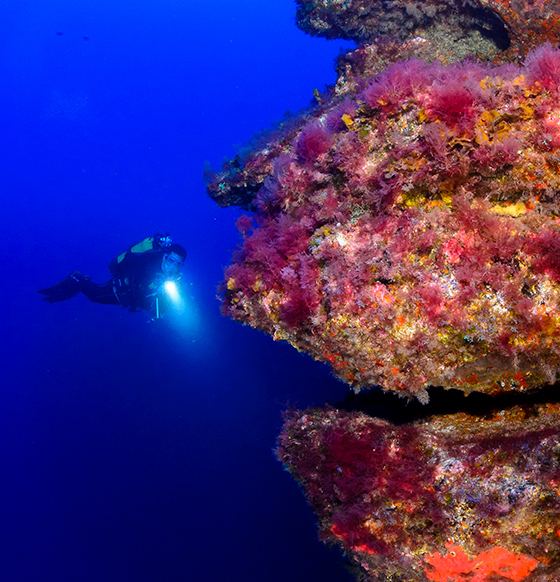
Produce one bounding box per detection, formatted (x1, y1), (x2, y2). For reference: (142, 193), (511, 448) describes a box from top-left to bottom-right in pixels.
(108, 233), (172, 278)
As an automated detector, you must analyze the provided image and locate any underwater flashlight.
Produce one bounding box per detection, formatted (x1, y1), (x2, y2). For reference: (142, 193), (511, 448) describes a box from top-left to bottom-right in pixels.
(151, 279), (183, 321)
(164, 280), (180, 303)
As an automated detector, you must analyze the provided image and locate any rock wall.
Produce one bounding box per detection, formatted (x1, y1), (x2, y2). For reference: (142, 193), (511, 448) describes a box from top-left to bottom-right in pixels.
(207, 0), (560, 578)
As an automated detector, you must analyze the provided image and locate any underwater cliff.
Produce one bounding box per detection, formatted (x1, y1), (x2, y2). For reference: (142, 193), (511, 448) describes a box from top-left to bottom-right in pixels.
(208, 0), (560, 579)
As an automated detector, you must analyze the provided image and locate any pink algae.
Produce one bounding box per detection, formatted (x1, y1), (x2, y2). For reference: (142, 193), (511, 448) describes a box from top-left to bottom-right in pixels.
(213, 49), (560, 399)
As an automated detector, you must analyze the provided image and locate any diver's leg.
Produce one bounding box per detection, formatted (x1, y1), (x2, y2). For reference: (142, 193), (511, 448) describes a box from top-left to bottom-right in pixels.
(80, 279), (120, 305)
(38, 271), (85, 303)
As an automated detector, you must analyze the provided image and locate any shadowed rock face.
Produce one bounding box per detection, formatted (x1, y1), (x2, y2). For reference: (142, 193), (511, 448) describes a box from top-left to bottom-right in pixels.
(295, 0), (560, 58)
(295, 0), (497, 43)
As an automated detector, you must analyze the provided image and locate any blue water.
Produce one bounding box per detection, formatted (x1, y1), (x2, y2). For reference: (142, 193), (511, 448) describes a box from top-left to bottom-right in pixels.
(0, 1), (356, 580)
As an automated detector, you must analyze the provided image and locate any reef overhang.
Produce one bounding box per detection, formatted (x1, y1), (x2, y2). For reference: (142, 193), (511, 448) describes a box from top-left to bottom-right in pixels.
(209, 47), (560, 400)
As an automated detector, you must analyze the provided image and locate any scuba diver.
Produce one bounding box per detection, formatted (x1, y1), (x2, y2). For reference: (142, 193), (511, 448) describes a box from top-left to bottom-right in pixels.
(38, 234), (186, 320)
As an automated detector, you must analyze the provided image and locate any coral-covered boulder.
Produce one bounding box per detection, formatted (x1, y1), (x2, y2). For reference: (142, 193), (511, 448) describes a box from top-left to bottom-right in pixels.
(209, 47), (560, 400)
(277, 402), (560, 580)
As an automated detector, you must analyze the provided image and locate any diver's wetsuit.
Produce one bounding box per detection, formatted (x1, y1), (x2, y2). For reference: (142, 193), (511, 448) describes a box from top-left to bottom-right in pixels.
(80, 279), (120, 305)
(39, 249), (170, 314)
(108, 251), (168, 311)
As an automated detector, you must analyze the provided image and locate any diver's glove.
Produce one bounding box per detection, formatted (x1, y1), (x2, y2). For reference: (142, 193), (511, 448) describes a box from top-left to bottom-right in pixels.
(38, 271), (88, 303)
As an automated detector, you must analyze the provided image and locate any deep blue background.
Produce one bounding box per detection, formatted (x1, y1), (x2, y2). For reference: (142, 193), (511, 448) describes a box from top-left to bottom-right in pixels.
(0, 1), (356, 581)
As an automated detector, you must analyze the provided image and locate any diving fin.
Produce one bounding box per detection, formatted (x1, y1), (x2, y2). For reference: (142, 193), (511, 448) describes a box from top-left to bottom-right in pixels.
(38, 271), (89, 303)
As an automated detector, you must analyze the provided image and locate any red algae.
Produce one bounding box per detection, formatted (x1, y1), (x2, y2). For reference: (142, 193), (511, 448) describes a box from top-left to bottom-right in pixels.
(277, 404), (560, 580)
(209, 3), (560, 579)
(211, 51), (560, 400)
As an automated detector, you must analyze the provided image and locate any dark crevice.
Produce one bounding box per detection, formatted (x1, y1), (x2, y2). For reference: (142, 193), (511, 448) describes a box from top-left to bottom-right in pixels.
(333, 383), (560, 424)
(470, 6), (511, 51)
